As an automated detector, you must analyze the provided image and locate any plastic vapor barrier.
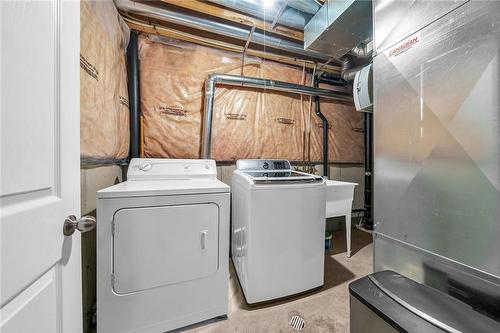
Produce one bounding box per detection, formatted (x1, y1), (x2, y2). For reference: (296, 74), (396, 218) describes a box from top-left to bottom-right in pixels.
(139, 34), (363, 163)
(80, 0), (130, 162)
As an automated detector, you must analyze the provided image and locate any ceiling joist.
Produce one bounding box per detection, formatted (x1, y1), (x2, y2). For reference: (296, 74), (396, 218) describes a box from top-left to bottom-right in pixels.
(159, 0), (304, 41)
(124, 17), (340, 74)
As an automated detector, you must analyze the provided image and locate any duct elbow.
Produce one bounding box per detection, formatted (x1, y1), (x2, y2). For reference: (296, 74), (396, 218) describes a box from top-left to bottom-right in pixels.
(341, 69), (358, 82)
(349, 41), (374, 59)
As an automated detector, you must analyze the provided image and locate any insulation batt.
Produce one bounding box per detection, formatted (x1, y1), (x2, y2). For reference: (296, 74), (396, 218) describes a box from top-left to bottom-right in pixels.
(139, 34), (364, 163)
(80, 0), (130, 161)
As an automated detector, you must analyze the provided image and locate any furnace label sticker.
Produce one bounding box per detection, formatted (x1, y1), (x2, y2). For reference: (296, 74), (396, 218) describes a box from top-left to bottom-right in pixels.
(387, 33), (420, 58)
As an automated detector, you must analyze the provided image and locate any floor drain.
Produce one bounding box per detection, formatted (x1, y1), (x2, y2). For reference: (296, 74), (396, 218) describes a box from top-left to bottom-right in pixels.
(289, 315), (305, 330)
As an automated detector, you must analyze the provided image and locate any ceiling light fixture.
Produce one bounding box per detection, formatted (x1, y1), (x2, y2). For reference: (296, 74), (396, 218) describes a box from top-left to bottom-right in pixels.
(262, 0), (275, 9)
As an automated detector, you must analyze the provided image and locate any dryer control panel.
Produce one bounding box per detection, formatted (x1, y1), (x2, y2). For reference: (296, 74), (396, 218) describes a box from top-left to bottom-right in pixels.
(128, 158), (217, 180)
(236, 159), (291, 171)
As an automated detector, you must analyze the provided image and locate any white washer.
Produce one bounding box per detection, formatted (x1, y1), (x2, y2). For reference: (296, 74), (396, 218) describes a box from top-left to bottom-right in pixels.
(97, 158), (230, 333)
(231, 159), (326, 304)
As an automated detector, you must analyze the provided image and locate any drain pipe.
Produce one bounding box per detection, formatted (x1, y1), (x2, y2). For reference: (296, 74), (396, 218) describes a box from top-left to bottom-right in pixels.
(313, 78), (329, 178)
(127, 30), (140, 158)
(363, 111), (373, 230)
(201, 74), (351, 159)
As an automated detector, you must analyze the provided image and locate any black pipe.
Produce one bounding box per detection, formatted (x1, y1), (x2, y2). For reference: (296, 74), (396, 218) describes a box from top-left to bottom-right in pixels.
(316, 77), (348, 87)
(313, 78), (329, 178)
(127, 30), (141, 158)
(363, 112), (373, 230)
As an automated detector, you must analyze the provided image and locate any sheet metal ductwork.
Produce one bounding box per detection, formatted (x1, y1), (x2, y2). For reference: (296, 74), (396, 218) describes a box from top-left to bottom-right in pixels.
(304, 0), (372, 59)
(287, 0), (321, 15)
(115, 0), (331, 62)
(208, 0), (319, 30)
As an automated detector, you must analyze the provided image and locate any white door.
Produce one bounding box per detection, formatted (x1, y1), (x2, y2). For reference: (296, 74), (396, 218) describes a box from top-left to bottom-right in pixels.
(1, 1), (84, 332)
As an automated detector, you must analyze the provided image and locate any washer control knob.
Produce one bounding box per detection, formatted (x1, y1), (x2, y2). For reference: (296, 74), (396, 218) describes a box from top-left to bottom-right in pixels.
(205, 163), (210, 170)
(263, 162), (269, 169)
(139, 162), (152, 171)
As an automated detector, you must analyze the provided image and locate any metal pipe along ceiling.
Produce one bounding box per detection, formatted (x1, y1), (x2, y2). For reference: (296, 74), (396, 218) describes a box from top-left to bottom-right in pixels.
(114, 0), (331, 62)
(201, 74), (352, 158)
(207, 0), (317, 30)
(287, 0), (321, 15)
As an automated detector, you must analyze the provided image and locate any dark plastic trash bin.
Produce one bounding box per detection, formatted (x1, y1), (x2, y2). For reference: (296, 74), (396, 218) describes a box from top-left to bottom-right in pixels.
(349, 270), (500, 333)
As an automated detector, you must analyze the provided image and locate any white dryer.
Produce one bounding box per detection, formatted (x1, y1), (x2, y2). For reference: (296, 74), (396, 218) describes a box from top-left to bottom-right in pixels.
(97, 158), (230, 333)
(231, 159), (326, 304)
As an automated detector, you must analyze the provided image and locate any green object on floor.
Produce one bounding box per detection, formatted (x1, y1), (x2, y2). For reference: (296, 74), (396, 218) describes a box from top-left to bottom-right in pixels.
(325, 231), (333, 249)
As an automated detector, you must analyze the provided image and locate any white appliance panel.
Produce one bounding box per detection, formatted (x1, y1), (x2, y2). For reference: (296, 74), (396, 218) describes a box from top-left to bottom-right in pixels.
(113, 204), (219, 294)
(98, 193), (229, 333)
(231, 159), (326, 304)
(246, 185), (325, 303)
(97, 158), (229, 333)
(127, 158), (217, 180)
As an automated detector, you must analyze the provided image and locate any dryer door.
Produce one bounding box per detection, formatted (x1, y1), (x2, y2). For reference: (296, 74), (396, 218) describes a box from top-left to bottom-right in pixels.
(112, 203), (219, 294)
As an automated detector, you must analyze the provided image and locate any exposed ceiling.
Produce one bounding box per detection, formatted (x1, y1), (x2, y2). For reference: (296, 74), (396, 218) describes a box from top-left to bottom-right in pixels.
(115, 0), (371, 75)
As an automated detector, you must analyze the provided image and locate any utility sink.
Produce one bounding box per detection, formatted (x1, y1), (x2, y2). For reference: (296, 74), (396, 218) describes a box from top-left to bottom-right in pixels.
(325, 180), (357, 257)
(326, 180), (357, 218)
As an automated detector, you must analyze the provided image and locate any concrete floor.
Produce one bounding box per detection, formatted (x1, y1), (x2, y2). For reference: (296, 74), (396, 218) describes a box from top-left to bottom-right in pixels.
(179, 229), (373, 333)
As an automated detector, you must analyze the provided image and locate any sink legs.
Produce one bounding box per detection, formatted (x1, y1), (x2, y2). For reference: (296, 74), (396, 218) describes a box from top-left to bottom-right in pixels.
(346, 213), (352, 257)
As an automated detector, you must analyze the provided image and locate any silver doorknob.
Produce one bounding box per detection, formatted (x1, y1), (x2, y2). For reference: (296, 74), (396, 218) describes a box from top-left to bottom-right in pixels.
(63, 215), (96, 236)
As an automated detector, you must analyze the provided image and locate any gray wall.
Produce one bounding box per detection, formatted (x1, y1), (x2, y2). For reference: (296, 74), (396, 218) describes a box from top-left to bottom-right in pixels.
(81, 165), (122, 333)
(81, 165), (122, 215)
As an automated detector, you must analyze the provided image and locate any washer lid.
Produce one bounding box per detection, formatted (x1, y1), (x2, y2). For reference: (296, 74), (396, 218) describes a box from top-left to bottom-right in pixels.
(240, 170), (324, 184)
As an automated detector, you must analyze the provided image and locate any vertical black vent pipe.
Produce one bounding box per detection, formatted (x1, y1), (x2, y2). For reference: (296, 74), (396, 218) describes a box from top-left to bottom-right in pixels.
(313, 78), (329, 178)
(127, 30), (141, 158)
(363, 112), (373, 230)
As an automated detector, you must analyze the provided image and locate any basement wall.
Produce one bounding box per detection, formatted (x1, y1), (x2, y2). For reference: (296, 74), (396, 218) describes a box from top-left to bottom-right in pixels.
(80, 0), (130, 331)
(80, 0), (130, 163)
(138, 34), (364, 163)
(79, 3), (365, 329)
